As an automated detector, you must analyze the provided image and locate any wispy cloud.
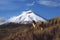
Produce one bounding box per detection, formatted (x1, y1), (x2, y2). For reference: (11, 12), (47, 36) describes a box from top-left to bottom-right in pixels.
(0, 17), (6, 22)
(0, 0), (26, 10)
(26, 2), (35, 6)
(38, 0), (60, 7)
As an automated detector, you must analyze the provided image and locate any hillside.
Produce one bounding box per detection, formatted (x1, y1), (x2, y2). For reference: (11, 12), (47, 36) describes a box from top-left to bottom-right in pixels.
(0, 17), (60, 40)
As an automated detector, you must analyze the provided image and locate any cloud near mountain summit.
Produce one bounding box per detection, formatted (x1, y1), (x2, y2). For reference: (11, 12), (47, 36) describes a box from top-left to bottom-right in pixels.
(38, 0), (60, 7)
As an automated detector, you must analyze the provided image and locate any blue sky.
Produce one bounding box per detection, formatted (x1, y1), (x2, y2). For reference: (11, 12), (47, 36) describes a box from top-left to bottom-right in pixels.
(0, 0), (60, 20)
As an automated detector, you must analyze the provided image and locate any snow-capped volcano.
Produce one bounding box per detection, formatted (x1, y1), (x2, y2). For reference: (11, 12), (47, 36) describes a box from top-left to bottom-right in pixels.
(8, 10), (46, 24)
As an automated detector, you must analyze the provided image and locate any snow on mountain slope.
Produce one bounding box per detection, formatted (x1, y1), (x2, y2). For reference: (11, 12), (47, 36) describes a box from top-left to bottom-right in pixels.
(8, 10), (46, 24)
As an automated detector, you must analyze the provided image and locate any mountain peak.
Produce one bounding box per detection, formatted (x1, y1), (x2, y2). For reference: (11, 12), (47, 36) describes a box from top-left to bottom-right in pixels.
(21, 10), (33, 16)
(24, 10), (32, 14)
(8, 10), (47, 24)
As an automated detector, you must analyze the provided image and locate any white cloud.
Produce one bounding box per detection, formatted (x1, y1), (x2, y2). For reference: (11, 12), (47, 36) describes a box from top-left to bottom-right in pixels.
(0, 5), (20, 10)
(38, 0), (60, 7)
(0, 17), (7, 25)
(26, 2), (35, 6)
(0, 0), (26, 10)
(0, 17), (6, 22)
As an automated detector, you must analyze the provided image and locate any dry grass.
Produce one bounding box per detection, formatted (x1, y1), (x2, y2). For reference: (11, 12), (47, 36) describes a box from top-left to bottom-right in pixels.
(0, 17), (60, 40)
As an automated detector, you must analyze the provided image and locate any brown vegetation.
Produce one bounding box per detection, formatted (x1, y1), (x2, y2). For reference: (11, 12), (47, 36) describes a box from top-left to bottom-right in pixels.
(0, 17), (60, 40)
